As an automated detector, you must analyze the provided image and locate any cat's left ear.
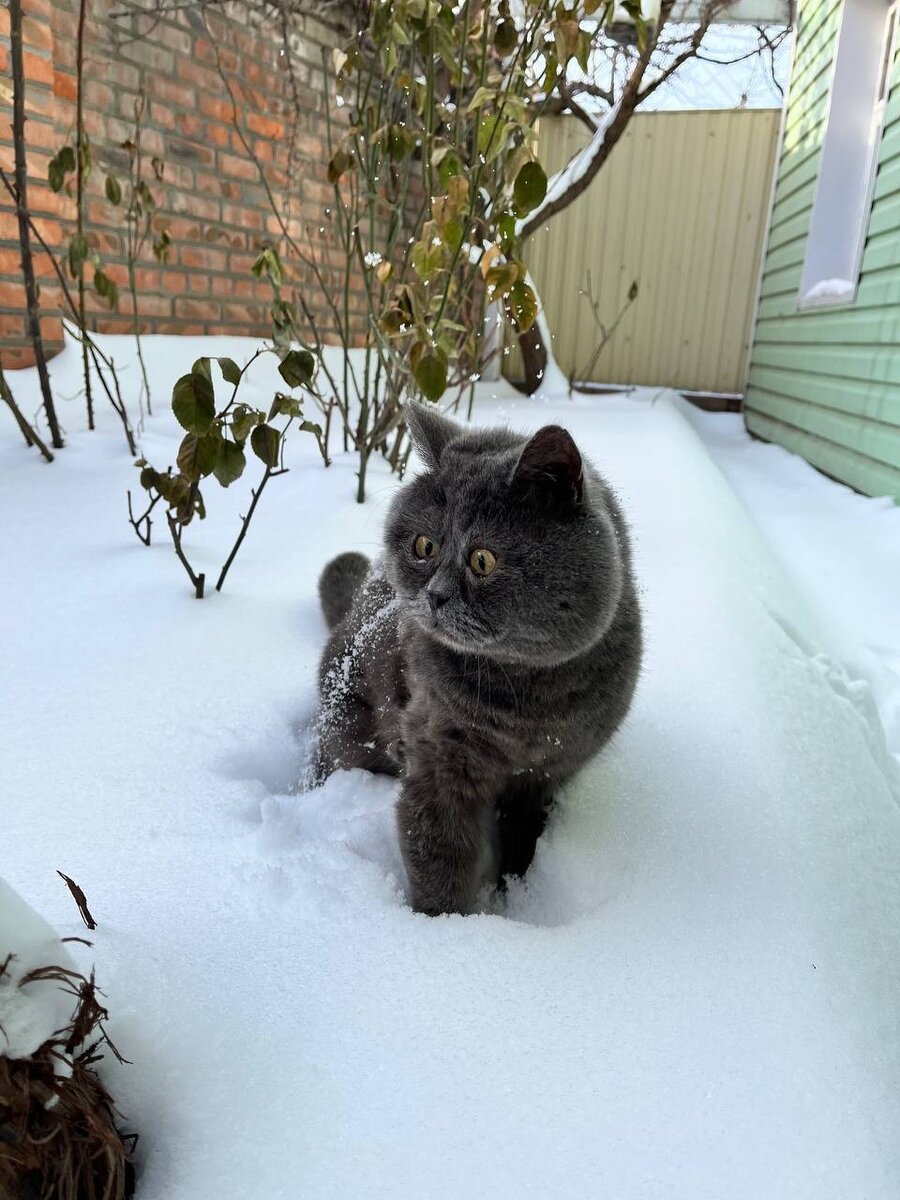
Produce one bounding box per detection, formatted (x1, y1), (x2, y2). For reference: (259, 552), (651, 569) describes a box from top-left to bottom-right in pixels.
(510, 425), (584, 506)
(404, 400), (459, 470)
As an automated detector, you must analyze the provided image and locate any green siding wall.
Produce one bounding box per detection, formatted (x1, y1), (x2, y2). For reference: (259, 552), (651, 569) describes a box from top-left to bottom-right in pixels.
(745, 0), (900, 501)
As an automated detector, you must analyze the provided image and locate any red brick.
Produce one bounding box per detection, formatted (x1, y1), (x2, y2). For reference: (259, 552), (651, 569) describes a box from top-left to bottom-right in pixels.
(245, 112), (284, 140)
(180, 246), (228, 271)
(158, 270), (186, 292)
(206, 123), (230, 148)
(53, 68), (76, 100)
(23, 51), (53, 87)
(199, 94), (233, 123)
(173, 297), (220, 320)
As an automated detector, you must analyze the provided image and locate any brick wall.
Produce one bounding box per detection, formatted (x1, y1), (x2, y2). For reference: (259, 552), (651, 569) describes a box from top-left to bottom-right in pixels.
(0, 0), (366, 367)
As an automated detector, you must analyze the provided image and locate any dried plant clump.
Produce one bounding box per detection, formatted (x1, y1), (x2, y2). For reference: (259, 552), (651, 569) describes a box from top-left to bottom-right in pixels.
(0, 958), (136, 1200)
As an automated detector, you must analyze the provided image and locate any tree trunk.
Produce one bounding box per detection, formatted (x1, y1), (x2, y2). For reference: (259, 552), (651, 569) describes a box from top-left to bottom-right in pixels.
(9, 0), (63, 448)
(514, 0), (680, 392)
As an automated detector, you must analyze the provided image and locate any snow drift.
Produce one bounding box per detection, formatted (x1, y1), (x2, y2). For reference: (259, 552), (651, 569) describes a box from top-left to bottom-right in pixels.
(2, 336), (899, 1199)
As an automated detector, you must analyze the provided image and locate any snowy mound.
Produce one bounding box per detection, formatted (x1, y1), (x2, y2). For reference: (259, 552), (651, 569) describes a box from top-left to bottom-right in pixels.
(2, 337), (899, 1198)
(0, 878), (76, 1063)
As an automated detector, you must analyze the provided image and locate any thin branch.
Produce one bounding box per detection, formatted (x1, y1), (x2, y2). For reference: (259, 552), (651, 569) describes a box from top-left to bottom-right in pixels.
(9, 0), (63, 448)
(637, 0), (725, 102)
(166, 511), (205, 598)
(0, 360), (55, 461)
(0, 167), (138, 455)
(75, 0), (94, 430)
(215, 465), (286, 593)
(127, 487), (161, 545)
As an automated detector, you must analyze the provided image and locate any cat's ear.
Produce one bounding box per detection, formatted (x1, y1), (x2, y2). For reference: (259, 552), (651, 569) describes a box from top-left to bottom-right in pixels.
(510, 425), (584, 506)
(404, 400), (458, 470)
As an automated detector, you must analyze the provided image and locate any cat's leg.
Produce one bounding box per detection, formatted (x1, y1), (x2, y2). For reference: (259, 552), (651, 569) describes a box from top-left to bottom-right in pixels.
(396, 747), (502, 915)
(495, 776), (554, 881)
(315, 691), (400, 782)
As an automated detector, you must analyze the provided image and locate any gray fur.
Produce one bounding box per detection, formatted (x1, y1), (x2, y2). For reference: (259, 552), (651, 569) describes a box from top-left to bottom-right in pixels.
(319, 550), (370, 630)
(315, 402), (642, 915)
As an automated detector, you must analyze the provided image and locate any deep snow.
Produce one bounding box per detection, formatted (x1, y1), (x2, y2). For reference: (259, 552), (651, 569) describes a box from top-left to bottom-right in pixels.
(2, 335), (900, 1199)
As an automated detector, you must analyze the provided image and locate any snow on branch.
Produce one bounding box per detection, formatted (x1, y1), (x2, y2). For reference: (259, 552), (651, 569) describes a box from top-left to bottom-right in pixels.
(515, 102), (621, 238)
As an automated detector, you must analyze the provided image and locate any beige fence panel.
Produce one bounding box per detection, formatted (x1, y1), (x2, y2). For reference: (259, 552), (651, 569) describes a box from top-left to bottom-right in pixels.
(507, 109), (780, 394)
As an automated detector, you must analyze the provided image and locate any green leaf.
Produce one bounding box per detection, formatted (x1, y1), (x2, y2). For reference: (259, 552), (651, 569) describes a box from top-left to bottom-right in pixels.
(48, 145), (75, 193)
(105, 174), (122, 205)
(506, 279), (538, 332)
(494, 18), (517, 55)
(278, 349), (315, 388)
(217, 357), (242, 386)
(467, 85), (497, 113)
(153, 228), (171, 264)
(231, 404), (261, 443)
(68, 233), (89, 279)
(513, 161), (547, 218)
(252, 246), (283, 286)
(270, 393), (302, 420)
(177, 432), (220, 482)
(165, 475), (191, 508)
(93, 268), (118, 309)
(251, 423), (281, 468)
(484, 261), (519, 299)
(327, 149), (353, 184)
(437, 152), (462, 186)
(172, 371), (216, 434)
(213, 439), (246, 487)
(413, 348), (448, 403)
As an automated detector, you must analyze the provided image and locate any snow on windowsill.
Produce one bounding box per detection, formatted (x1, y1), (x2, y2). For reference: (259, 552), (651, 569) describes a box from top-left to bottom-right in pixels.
(797, 278), (857, 309)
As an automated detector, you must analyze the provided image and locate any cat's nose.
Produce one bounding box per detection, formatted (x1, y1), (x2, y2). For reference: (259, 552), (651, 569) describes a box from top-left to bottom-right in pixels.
(427, 586), (450, 614)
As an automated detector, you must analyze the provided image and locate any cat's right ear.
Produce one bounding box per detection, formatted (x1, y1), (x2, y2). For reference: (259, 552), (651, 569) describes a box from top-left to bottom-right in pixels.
(404, 400), (458, 471)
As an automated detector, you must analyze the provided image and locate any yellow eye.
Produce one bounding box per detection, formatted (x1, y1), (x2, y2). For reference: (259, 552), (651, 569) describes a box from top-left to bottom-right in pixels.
(414, 535), (439, 559)
(469, 548), (496, 576)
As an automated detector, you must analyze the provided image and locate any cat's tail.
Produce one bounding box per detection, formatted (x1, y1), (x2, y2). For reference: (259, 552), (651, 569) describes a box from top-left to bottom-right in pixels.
(318, 551), (370, 629)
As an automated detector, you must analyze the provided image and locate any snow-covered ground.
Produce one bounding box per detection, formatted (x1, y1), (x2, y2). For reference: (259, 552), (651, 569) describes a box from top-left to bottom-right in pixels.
(2, 335), (899, 1199)
(686, 404), (900, 767)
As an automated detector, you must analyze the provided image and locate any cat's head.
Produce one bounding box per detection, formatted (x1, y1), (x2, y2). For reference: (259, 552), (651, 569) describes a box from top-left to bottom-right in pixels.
(383, 402), (626, 666)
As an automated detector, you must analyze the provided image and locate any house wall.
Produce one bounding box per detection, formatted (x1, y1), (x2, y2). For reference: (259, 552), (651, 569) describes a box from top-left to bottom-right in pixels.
(508, 109), (781, 395)
(0, 0), (367, 369)
(745, 0), (900, 501)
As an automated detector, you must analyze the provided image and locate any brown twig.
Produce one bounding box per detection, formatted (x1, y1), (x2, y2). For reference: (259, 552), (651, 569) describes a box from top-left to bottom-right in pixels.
(75, 0), (94, 429)
(0, 167), (138, 455)
(166, 511), (205, 598)
(215, 465), (287, 593)
(0, 360), (54, 461)
(571, 276), (639, 387)
(126, 488), (161, 546)
(9, 0), (63, 449)
(56, 871), (97, 931)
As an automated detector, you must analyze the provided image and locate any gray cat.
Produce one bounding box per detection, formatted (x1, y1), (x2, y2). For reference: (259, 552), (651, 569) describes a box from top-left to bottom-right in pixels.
(314, 402), (642, 915)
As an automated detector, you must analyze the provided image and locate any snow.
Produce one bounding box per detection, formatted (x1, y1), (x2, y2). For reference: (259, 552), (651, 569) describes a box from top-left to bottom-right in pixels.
(800, 277), (857, 306)
(685, 402), (900, 767)
(0, 877), (76, 1063)
(2, 336), (900, 1198)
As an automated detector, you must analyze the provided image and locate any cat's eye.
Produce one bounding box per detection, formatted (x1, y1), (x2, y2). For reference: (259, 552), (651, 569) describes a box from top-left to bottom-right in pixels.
(414, 534), (439, 560)
(469, 548), (496, 577)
